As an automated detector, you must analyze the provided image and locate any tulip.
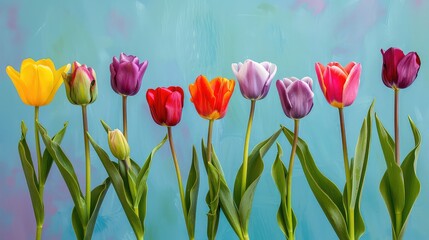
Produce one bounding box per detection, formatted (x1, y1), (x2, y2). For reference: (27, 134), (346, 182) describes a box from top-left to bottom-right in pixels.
(231, 59), (277, 100)
(63, 61), (98, 105)
(108, 129), (130, 161)
(146, 86), (184, 126)
(6, 58), (70, 106)
(315, 62), (361, 108)
(277, 77), (314, 119)
(189, 75), (235, 120)
(381, 47), (421, 89)
(110, 53), (148, 96)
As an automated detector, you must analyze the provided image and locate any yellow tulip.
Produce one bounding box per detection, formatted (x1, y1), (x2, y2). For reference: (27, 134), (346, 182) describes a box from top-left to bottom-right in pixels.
(6, 58), (71, 106)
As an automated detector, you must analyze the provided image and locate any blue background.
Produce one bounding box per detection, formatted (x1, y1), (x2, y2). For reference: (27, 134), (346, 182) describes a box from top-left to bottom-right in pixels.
(1, 0), (428, 239)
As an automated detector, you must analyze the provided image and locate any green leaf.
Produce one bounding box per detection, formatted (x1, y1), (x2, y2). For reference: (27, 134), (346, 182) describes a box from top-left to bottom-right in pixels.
(235, 129), (281, 233)
(398, 117), (421, 238)
(185, 146), (200, 238)
(87, 133), (143, 239)
(37, 122), (87, 226)
(376, 115), (405, 234)
(72, 207), (84, 240)
(351, 102), (374, 239)
(100, 120), (111, 133)
(271, 143), (297, 238)
(283, 126), (349, 240)
(201, 141), (242, 239)
(205, 162), (221, 240)
(18, 121), (44, 225)
(40, 122), (68, 185)
(84, 178), (111, 240)
(134, 135), (167, 230)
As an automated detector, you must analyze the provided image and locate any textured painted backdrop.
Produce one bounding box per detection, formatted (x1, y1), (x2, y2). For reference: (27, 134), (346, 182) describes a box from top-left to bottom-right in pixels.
(1, 0), (428, 239)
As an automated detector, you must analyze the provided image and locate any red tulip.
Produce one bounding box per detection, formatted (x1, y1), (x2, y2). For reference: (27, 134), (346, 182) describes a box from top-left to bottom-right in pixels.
(315, 62), (361, 108)
(189, 75), (235, 120)
(146, 86), (184, 126)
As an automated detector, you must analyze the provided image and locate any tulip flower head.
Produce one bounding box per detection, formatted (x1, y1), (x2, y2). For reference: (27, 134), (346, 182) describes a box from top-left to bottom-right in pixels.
(63, 61), (98, 105)
(231, 59), (277, 100)
(6, 58), (71, 106)
(146, 86), (184, 126)
(189, 75), (235, 120)
(381, 47), (421, 89)
(110, 53), (148, 96)
(108, 129), (130, 160)
(277, 77), (314, 119)
(315, 62), (361, 108)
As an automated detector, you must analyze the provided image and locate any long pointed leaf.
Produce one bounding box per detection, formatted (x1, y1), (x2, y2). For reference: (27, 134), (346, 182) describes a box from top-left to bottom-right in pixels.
(37, 122), (86, 226)
(398, 117), (421, 238)
(185, 146), (200, 238)
(40, 122), (68, 185)
(18, 122), (43, 225)
(272, 143), (297, 238)
(283, 126), (349, 240)
(84, 178), (111, 240)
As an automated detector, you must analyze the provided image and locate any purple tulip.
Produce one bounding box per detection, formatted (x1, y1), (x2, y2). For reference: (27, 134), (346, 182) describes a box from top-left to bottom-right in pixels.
(276, 77), (314, 119)
(381, 47), (421, 89)
(110, 53), (148, 96)
(231, 59), (277, 100)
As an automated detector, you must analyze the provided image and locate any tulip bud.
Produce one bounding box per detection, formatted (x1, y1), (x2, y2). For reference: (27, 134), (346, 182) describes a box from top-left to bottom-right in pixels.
(108, 129), (130, 160)
(64, 61), (98, 105)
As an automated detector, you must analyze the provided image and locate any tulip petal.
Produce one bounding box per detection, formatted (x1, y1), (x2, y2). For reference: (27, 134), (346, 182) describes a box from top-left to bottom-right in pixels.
(190, 75), (216, 119)
(276, 80), (292, 118)
(20, 58), (36, 73)
(286, 80), (314, 119)
(165, 91), (183, 126)
(37, 59), (56, 73)
(342, 63), (361, 107)
(6, 66), (29, 105)
(116, 62), (139, 95)
(315, 62), (326, 94)
(134, 60), (148, 95)
(344, 62), (356, 75)
(381, 48), (405, 87)
(46, 63), (70, 104)
(301, 76), (313, 89)
(396, 52), (420, 89)
(325, 65), (347, 107)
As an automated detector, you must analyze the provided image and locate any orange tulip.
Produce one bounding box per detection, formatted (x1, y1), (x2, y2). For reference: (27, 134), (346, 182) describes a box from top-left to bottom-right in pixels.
(189, 75), (235, 120)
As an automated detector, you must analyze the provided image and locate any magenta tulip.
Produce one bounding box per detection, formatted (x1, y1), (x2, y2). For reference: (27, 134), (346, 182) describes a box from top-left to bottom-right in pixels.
(276, 77), (314, 119)
(315, 62), (361, 108)
(381, 47), (421, 89)
(110, 53), (148, 96)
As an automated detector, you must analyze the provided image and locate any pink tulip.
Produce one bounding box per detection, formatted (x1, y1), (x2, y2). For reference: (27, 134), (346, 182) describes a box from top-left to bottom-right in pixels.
(315, 62), (361, 108)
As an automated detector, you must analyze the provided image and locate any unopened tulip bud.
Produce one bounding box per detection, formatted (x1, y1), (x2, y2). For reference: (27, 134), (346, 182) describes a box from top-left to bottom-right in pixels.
(108, 129), (130, 161)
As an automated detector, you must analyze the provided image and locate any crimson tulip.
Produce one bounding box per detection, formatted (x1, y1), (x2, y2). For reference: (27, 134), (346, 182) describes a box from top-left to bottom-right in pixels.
(146, 86), (184, 126)
(315, 62), (361, 108)
(381, 47), (420, 89)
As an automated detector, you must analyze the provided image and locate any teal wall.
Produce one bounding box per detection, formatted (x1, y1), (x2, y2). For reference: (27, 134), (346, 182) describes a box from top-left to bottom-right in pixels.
(1, 0), (428, 239)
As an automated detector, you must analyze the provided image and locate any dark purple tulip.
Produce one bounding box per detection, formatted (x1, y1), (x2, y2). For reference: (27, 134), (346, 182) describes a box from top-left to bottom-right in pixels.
(277, 77), (314, 119)
(110, 53), (148, 96)
(381, 47), (421, 89)
(231, 59), (277, 100)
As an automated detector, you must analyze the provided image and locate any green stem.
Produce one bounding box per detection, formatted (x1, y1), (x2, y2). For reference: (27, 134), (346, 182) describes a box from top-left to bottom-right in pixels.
(123, 95), (128, 141)
(36, 225), (42, 240)
(82, 106), (91, 221)
(241, 100), (256, 197)
(394, 89), (400, 165)
(243, 233), (250, 240)
(34, 106), (44, 240)
(395, 212), (402, 238)
(167, 127), (191, 239)
(286, 119), (299, 240)
(207, 120), (214, 165)
(338, 108), (354, 240)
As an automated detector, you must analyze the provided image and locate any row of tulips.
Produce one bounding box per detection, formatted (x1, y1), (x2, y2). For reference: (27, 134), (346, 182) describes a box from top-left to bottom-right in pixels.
(6, 47), (421, 240)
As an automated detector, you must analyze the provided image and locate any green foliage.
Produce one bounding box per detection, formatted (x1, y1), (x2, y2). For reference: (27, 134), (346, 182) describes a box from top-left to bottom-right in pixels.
(282, 102), (373, 240)
(376, 116), (421, 239)
(89, 121), (167, 240)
